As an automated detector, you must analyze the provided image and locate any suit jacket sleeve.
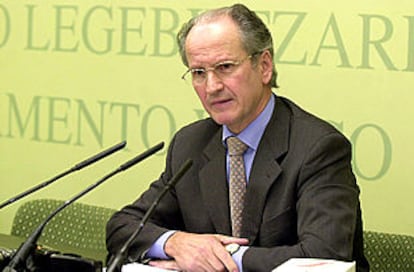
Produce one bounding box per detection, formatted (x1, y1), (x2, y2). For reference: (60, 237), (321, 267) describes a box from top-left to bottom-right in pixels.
(105, 134), (187, 262)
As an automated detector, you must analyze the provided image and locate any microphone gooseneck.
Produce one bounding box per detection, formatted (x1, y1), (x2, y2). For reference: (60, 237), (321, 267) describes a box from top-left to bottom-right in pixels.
(106, 159), (193, 272)
(2, 142), (164, 272)
(0, 141), (127, 210)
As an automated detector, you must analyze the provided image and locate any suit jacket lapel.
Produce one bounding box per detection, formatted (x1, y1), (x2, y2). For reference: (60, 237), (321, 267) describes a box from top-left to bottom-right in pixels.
(197, 96), (292, 239)
(242, 96), (291, 242)
(199, 128), (232, 235)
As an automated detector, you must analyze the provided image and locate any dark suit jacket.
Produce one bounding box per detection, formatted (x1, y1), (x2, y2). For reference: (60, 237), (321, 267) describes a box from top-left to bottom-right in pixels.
(106, 95), (369, 272)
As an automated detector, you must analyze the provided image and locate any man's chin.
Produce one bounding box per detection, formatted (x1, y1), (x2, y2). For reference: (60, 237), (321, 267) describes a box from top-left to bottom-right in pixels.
(211, 115), (237, 129)
(211, 114), (230, 124)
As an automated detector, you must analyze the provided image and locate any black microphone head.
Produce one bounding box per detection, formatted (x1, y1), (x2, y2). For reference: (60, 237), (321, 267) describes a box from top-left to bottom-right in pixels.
(0, 141), (127, 210)
(118, 142), (164, 171)
(168, 159), (193, 187)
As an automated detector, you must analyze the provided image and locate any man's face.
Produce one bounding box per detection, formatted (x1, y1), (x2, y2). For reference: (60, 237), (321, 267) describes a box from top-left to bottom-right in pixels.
(185, 16), (273, 134)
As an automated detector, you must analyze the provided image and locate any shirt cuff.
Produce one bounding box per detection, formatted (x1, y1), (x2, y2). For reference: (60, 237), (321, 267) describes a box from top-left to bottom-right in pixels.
(145, 230), (176, 260)
(233, 246), (248, 272)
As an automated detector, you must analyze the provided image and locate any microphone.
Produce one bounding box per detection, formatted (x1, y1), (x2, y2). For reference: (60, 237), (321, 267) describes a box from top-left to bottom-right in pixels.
(2, 142), (165, 272)
(0, 141), (127, 210)
(106, 159), (193, 272)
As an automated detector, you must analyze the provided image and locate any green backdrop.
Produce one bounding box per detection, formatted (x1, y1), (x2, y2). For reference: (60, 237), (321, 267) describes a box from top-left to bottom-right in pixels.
(1, 0), (413, 237)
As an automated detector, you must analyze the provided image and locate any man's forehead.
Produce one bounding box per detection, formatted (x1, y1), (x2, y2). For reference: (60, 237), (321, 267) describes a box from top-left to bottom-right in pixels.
(186, 18), (242, 51)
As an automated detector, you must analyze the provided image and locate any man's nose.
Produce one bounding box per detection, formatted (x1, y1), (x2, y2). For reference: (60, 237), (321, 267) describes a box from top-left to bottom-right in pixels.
(205, 71), (224, 93)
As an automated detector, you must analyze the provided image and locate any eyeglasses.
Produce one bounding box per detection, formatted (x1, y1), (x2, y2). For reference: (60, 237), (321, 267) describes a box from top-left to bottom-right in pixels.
(181, 54), (254, 85)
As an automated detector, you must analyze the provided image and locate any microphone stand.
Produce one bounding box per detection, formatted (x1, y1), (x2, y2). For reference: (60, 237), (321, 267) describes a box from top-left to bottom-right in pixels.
(2, 142), (164, 272)
(0, 141), (127, 210)
(106, 159), (193, 272)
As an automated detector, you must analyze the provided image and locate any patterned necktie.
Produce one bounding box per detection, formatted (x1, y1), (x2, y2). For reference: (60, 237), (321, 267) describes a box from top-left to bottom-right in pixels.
(227, 136), (248, 237)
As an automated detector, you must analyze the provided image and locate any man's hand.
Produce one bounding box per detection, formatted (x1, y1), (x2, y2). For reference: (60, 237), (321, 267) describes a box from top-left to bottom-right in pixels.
(149, 232), (249, 272)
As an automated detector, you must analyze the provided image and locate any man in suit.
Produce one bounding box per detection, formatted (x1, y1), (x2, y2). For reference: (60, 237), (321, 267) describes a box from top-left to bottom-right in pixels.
(106, 4), (369, 272)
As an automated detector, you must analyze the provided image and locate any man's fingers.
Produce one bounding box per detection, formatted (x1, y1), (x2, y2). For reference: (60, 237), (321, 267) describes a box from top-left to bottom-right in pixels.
(149, 259), (180, 270)
(163, 232), (243, 271)
(215, 234), (249, 245)
(213, 243), (240, 272)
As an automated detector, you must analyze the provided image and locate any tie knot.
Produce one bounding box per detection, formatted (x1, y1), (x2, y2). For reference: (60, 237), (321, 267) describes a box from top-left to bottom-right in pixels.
(227, 136), (248, 156)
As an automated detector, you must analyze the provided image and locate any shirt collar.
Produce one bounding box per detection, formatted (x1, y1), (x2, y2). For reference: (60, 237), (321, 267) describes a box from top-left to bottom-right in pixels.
(222, 94), (275, 151)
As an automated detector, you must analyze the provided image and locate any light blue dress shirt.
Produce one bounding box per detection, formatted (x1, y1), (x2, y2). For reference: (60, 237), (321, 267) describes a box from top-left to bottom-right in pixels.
(146, 95), (275, 271)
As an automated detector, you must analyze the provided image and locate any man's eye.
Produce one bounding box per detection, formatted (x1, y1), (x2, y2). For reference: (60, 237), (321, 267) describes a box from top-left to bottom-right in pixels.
(191, 69), (206, 77)
(216, 62), (235, 73)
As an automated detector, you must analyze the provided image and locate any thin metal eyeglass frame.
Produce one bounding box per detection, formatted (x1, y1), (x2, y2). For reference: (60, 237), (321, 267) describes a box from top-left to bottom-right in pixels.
(180, 54), (255, 84)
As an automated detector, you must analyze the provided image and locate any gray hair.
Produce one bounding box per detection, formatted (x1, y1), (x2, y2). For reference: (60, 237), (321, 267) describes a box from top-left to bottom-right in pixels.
(177, 4), (278, 88)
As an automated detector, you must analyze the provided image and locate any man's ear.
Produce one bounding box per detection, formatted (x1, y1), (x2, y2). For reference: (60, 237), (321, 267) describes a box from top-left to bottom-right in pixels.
(259, 50), (273, 85)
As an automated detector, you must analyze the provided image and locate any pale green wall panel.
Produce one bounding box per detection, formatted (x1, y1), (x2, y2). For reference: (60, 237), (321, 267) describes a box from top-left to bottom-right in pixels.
(1, 0), (412, 236)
